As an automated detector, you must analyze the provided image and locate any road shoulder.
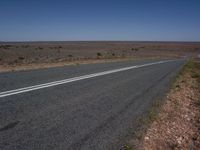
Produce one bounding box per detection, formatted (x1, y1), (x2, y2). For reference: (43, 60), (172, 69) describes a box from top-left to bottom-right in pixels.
(124, 59), (200, 150)
(143, 59), (200, 149)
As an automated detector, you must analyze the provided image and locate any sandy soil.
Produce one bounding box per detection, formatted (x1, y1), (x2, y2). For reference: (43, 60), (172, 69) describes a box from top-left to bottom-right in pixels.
(0, 41), (200, 72)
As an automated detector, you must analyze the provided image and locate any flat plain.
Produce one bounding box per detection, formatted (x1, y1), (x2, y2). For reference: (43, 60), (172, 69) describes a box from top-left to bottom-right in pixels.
(0, 41), (200, 72)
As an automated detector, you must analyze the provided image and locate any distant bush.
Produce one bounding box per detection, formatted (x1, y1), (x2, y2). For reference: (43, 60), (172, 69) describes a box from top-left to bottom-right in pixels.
(53, 46), (62, 49)
(97, 52), (102, 57)
(38, 47), (43, 50)
(131, 48), (139, 52)
(68, 54), (73, 57)
(18, 56), (25, 60)
(112, 53), (115, 56)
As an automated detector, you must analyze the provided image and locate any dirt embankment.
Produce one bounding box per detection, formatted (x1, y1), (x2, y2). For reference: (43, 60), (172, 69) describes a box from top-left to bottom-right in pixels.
(0, 41), (200, 72)
(143, 60), (200, 150)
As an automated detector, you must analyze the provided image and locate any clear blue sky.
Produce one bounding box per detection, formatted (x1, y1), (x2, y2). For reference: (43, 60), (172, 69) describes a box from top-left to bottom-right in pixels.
(0, 0), (200, 41)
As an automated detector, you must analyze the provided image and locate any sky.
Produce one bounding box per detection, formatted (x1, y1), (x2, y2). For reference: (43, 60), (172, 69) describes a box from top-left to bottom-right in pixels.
(0, 0), (200, 41)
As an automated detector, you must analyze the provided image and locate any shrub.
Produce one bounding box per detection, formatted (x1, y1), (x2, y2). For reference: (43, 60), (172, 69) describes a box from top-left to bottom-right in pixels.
(18, 57), (25, 60)
(97, 52), (102, 57)
(131, 48), (139, 52)
(38, 47), (43, 50)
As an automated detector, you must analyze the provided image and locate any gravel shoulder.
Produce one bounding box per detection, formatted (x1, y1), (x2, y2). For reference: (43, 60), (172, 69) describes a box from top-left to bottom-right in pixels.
(143, 59), (200, 150)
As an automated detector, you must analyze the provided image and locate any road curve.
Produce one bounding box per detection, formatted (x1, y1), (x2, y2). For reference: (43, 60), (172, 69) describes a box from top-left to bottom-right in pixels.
(0, 59), (185, 150)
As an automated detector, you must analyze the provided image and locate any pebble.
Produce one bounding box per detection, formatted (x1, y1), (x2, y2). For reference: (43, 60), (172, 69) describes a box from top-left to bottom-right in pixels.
(177, 137), (183, 144)
(145, 137), (149, 140)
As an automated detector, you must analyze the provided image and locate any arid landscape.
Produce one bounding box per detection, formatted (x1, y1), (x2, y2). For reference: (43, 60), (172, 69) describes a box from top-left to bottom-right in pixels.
(1, 0), (200, 149)
(0, 41), (200, 72)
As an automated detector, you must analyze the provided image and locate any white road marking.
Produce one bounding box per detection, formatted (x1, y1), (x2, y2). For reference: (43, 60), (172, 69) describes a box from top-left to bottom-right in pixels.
(0, 60), (175, 98)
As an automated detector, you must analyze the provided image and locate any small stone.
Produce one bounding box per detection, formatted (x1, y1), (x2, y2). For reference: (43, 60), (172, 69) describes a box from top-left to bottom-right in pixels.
(145, 137), (149, 140)
(177, 137), (183, 144)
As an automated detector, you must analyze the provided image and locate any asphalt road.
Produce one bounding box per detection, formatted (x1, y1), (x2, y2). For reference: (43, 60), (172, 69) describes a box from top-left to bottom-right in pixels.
(0, 59), (186, 150)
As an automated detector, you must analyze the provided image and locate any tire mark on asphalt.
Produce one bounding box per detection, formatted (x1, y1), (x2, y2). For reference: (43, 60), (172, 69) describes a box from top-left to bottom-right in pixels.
(68, 63), (180, 150)
(0, 121), (20, 132)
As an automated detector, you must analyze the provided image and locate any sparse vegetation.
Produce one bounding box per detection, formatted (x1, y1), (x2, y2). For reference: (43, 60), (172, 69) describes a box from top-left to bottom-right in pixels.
(0, 45), (12, 49)
(0, 42), (200, 72)
(139, 99), (161, 126)
(175, 60), (200, 84)
(124, 145), (134, 150)
(143, 60), (200, 150)
(124, 60), (200, 149)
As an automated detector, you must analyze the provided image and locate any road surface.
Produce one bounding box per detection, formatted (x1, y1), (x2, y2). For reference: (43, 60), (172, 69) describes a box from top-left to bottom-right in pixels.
(0, 59), (185, 150)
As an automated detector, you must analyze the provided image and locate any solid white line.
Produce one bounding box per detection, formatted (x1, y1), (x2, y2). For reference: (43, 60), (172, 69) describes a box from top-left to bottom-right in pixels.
(0, 60), (175, 98)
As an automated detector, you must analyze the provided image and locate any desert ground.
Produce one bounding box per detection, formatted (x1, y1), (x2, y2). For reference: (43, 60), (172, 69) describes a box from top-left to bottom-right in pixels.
(0, 41), (200, 72)
(0, 42), (200, 149)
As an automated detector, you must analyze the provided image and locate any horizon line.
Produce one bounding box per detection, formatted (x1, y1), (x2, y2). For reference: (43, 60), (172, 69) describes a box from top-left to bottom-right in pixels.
(1, 40), (200, 43)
